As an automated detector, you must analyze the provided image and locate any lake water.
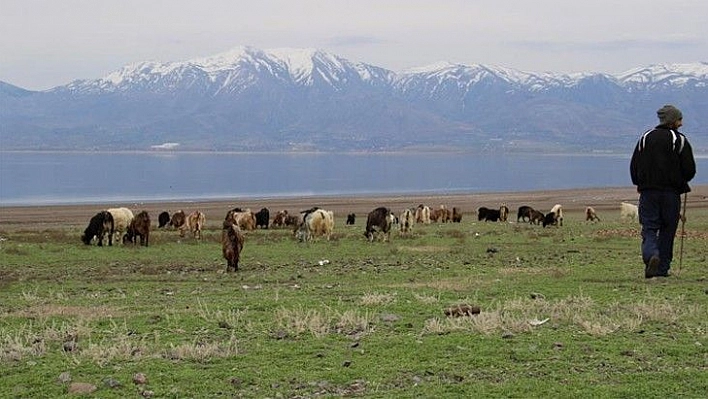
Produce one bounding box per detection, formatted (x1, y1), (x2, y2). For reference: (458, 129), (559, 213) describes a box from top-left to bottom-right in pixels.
(0, 152), (705, 206)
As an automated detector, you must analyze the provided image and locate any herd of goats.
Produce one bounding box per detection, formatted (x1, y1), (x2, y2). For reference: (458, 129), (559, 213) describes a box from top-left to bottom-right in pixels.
(80, 201), (636, 272)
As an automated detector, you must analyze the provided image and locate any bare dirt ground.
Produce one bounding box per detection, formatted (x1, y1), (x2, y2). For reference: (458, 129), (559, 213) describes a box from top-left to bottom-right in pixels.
(1, 185), (707, 230)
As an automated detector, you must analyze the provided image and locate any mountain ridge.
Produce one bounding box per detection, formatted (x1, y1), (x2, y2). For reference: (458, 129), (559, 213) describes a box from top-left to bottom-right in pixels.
(1, 46), (706, 152)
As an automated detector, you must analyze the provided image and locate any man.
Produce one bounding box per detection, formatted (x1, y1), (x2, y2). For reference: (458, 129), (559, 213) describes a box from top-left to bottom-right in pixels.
(630, 105), (696, 278)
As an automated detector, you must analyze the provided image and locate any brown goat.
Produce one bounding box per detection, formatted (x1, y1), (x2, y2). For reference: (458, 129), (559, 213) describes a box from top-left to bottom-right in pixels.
(170, 210), (187, 234)
(124, 210), (151, 246)
(529, 210), (545, 225)
(452, 207), (462, 223)
(226, 209), (256, 231)
(271, 210), (288, 227)
(171, 210), (205, 239)
(222, 220), (245, 272)
(284, 214), (299, 227)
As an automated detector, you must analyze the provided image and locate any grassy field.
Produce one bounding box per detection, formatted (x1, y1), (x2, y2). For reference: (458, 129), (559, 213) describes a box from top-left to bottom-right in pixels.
(1, 206), (707, 398)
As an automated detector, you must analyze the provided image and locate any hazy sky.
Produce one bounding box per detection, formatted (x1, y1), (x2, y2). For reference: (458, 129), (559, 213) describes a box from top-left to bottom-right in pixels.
(2, 0), (706, 90)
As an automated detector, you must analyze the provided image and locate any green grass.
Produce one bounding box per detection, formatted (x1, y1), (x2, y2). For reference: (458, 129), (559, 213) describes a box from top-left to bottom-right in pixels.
(1, 209), (707, 398)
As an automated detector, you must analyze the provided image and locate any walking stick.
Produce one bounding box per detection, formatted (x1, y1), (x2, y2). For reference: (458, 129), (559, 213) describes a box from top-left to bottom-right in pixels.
(677, 193), (688, 276)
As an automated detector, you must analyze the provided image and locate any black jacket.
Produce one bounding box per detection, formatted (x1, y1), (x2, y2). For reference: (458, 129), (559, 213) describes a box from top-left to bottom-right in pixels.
(630, 125), (696, 194)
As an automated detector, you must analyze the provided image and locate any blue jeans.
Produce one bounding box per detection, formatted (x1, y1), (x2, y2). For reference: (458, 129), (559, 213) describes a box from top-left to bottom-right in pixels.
(638, 190), (681, 275)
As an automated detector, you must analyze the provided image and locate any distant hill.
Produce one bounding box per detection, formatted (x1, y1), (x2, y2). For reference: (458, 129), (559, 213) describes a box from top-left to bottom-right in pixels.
(1, 46), (706, 152)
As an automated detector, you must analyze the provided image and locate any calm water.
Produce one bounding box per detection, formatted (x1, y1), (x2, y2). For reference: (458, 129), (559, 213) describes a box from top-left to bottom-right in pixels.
(0, 152), (705, 206)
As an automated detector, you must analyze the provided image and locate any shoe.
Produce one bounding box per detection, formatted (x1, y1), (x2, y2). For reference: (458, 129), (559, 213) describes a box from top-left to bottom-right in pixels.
(645, 255), (661, 278)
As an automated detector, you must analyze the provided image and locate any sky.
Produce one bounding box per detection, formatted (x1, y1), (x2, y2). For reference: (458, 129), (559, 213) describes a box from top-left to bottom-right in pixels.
(2, 0), (707, 91)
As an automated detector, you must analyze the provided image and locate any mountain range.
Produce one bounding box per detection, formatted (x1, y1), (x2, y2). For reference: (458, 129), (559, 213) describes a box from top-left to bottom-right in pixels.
(1, 46), (706, 152)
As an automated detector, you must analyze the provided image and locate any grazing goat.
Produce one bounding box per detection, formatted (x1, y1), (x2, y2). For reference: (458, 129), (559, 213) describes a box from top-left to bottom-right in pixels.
(364, 207), (394, 242)
(529, 210), (545, 225)
(124, 210), (151, 246)
(517, 206), (534, 222)
(222, 220), (245, 272)
(429, 209), (439, 222)
(543, 205), (564, 227)
(477, 207), (499, 221)
(549, 204), (563, 226)
(399, 208), (415, 235)
(226, 209), (256, 231)
(81, 211), (114, 246)
(415, 205), (431, 224)
(107, 207), (134, 244)
(271, 210), (288, 228)
(171, 210), (205, 239)
(346, 213), (356, 225)
(478, 204), (509, 222)
(255, 208), (270, 229)
(296, 208), (334, 242)
(284, 214), (299, 228)
(187, 210), (206, 240)
(170, 210), (186, 232)
(441, 206), (452, 223)
(499, 204), (510, 222)
(542, 212), (557, 227)
(452, 207), (462, 223)
(585, 206), (600, 222)
(620, 202), (639, 222)
(158, 211), (170, 228)
(431, 205), (451, 223)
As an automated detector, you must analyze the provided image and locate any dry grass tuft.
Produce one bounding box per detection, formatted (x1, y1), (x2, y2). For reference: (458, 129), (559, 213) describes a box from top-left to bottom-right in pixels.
(274, 306), (374, 338)
(274, 307), (331, 338)
(422, 311), (532, 336)
(575, 317), (622, 335)
(0, 317), (94, 362)
(196, 300), (249, 330)
(0, 331), (47, 362)
(360, 292), (397, 306)
(83, 333), (151, 367)
(335, 309), (374, 335)
(164, 334), (239, 362)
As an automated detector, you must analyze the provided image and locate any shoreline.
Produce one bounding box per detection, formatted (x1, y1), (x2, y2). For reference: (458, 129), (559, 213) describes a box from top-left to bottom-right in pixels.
(0, 185), (631, 208)
(2, 185), (707, 229)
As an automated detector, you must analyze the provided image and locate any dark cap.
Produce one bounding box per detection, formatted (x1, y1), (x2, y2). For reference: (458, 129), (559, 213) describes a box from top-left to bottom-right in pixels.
(657, 105), (683, 125)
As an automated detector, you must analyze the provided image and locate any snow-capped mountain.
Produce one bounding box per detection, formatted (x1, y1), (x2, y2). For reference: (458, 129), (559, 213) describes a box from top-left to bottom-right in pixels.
(618, 63), (708, 89)
(398, 61), (594, 93)
(1, 47), (706, 152)
(58, 46), (396, 96)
